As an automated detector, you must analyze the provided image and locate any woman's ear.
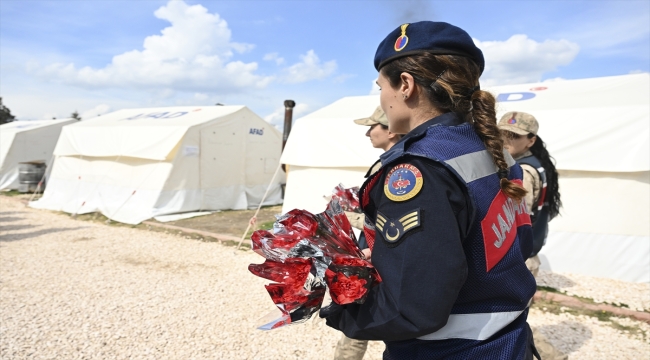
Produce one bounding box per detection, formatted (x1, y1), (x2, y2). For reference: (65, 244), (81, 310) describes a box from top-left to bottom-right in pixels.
(399, 72), (415, 98)
(526, 135), (537, 149)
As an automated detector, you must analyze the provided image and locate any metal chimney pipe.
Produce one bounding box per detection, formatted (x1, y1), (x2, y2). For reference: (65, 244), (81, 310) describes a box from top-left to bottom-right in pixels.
(282, 100), (296, 151)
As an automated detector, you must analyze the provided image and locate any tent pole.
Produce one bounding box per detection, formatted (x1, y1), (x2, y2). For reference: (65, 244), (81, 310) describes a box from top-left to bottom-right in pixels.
(198, 128), (204, 212)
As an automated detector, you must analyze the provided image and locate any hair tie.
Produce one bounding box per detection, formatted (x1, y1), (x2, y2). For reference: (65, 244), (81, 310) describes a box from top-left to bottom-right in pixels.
(429, 68), (448, 88)
(498, 169), (509, 179)
(467, 85), (480, 98)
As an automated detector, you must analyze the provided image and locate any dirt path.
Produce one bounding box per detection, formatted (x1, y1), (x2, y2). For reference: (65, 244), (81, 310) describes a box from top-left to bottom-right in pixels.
(1, 196), (648, 359)
(151, 205), (283, 238)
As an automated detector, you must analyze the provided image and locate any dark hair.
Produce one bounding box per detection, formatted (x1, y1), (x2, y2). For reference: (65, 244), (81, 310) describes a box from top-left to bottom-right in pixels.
(380, 124), (403, 140)
(381, 53), (526, 201)
(527, 133), (562, 218)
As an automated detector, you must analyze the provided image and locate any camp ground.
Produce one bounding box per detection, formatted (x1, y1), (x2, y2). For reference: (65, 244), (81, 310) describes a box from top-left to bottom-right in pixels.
(30, 106), (285, 225)
(280, 73), (650, 283)
(0, 118), (77, 191)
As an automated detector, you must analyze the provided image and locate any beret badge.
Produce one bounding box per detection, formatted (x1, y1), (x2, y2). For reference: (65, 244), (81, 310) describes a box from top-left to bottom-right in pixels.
(394, 23), (409, 52)
(508, 112), (518, 124)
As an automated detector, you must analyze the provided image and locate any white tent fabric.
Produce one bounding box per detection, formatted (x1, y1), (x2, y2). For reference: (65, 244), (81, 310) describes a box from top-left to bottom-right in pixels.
(0, 119), (77, 190)
(281, 95), (383, 215)
(281, 73), (650, 283)
(31, 106), (285, 224)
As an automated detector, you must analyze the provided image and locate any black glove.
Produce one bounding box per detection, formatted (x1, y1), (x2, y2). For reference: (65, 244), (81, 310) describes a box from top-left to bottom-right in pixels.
(319, 302), (343, 319)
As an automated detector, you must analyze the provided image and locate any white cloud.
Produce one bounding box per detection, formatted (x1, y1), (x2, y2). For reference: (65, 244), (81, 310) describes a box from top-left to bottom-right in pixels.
(629, 69), (647, 74)
(263, 52), (285, 65)
(31, 0), (272, 93)
(264, 103), (310, 131)
(281, 50), (337, 84)
(333, 74), (355, 84)
(475, 34), (580, 86)
(80, 104), (111, 120)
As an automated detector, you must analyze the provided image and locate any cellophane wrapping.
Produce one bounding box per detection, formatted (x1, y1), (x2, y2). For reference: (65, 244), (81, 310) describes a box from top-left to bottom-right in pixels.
(248, 185), (381, 330)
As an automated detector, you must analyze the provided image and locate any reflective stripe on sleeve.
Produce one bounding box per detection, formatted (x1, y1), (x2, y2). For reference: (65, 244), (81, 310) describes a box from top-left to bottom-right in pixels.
(444, 150), (515, 184)
(416, 309), (524, 341)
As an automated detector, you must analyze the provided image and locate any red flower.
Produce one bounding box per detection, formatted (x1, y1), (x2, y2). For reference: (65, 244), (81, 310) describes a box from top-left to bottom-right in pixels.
(248, 185), (382, 329)
(325, 269), (369, 305)
(331, 256), (368, 268)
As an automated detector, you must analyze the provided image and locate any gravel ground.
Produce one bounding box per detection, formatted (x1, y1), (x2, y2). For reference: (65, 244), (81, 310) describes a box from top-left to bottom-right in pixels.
(537, 270), (650, 311)
(1, 196), (649, 359)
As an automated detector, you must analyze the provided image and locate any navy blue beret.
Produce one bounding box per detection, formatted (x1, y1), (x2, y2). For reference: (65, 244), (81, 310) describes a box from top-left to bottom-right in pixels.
(374, 21), (484, 74)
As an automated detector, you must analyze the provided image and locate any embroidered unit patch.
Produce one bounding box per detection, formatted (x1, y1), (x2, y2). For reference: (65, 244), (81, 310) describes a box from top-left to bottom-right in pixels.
(376, 209), (421, 243)
(481, 179), (532, 272)
(394, 24), (409, 51)
(384, 163), (423, 202)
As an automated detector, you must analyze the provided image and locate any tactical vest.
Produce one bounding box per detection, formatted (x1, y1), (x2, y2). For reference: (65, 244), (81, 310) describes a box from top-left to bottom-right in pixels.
(518, 154), (550, 257)
(360, 122), (537, 343)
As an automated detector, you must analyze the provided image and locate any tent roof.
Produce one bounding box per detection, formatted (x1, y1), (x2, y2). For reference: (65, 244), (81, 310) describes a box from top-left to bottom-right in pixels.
(282, 73), (649, 172)
(491, 73), (649, 172)
(1, 119), (77, 166)
(72, 106), (247, 128)
(281, 95), (383, 167)
(0, 118), (76, 134)
(54, 106), (266, 161)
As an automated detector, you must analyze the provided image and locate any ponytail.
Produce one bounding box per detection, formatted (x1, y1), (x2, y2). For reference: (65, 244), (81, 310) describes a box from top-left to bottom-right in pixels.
(529, 135), (562, 218)
(470, 90), (527, 202)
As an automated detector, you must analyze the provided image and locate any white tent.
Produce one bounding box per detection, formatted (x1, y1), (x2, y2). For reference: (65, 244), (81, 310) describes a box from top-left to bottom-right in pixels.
(31, 106), (285, 225)
(0, 119), (77, 190)
(281, 73), (650, 283)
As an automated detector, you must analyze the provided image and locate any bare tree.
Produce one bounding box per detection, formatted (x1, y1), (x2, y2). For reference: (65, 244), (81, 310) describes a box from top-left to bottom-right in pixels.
(0, 97), (16, 125)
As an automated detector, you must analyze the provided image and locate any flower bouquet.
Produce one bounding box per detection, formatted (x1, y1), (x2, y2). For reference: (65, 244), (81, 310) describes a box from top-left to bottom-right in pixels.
(248, 185), (381, 330)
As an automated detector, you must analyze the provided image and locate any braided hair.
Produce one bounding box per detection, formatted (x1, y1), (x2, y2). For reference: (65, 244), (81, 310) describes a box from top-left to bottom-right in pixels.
(381, 53), (527, 201)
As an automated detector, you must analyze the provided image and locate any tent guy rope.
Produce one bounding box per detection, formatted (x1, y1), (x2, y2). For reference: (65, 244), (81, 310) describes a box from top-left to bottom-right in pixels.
(235, 162), (283, 250)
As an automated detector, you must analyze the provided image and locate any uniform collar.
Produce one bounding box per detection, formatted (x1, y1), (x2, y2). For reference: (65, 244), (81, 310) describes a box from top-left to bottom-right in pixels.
(380, 112), (463, 166)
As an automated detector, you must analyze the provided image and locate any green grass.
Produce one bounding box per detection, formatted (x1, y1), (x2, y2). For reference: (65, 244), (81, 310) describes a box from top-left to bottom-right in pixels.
(245, 219), (275, 238)
(58, 209), (257, 250)
(1, 190), (26, 197)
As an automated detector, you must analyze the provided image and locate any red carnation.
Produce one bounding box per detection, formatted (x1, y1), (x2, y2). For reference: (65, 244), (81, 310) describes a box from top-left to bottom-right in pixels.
(325, 269), (369, 305)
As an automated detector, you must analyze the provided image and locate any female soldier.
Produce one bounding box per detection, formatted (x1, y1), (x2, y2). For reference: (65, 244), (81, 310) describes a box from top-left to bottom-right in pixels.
(498, 112), (562, 277)
(321, 21), (538, 359)
(499, 112), (566, 360)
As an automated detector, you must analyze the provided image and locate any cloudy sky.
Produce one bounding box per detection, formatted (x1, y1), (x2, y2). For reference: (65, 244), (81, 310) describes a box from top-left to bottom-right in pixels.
(1, 0), (648, 127)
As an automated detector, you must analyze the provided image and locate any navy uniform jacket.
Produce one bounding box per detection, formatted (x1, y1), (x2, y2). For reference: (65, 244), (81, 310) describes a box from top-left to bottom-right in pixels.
(324, 114), (473, 341)
(323, 113), (536, 359)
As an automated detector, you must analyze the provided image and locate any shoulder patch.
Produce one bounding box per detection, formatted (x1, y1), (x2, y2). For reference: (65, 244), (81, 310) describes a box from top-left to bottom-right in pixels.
(384, 163), (423, 202)
(376, 209), (421, 245)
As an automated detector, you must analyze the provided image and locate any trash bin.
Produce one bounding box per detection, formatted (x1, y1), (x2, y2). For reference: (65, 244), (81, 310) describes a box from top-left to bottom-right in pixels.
(18, 161), (46, 193)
